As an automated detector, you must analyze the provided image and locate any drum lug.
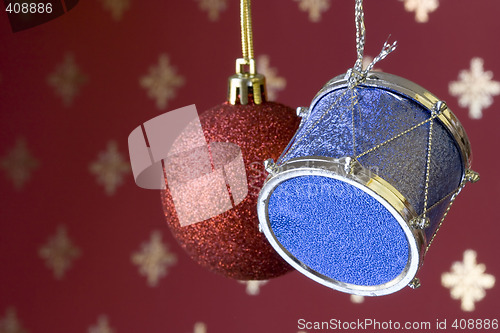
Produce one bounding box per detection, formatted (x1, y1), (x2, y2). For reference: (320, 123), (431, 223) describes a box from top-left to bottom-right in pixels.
(410, 216), (430, 229)
(432, 100), (447, 115)
(408, 277), (421, 289)
(296, 106), (310, 118)
(340, 156), (360, 175)
(343, 156), (353, 174)
(465, 169), (480, 183)
(264, 158), (278, 176)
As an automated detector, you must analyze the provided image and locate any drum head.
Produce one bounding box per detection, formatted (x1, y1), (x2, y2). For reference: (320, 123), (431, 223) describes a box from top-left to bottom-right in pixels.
(269, 175), (408, 286)
(257, 157), (422, 296)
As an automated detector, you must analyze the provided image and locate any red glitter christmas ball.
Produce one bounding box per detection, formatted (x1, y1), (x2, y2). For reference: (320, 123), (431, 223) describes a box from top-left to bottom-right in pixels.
(161, 101), (300, 280)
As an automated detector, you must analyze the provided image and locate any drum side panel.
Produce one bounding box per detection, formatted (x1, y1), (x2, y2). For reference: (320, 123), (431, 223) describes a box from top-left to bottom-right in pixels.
(277, 89), (353, 163)
(425, 196), (454, 244)
(280, 87), (463, 216)
(267, 175), (409, 286)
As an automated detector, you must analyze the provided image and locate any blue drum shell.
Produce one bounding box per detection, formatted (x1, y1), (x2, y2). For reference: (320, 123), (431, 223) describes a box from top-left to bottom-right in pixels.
(259, 72), (472, 294)
(278, 76), (465, 243)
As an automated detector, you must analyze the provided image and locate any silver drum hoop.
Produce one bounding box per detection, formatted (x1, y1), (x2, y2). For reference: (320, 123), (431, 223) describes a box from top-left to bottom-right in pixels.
(311, 71), (472, 169)
(257, 156), (425, 296)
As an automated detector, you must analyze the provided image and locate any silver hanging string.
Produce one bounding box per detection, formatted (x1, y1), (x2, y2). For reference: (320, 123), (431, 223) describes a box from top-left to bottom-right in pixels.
(348, 0), (397, 89)
(278, 0), (398, 164)
(353, 0), (366, 73)
(364, 36), (397, 72)
(346, 0), (397, 164)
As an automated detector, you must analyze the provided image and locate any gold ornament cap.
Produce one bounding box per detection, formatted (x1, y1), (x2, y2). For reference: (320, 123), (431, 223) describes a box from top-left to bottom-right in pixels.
(228, 58), (267, 105)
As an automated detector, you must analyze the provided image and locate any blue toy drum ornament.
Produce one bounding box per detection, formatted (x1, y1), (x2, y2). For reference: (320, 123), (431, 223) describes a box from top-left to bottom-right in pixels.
(257, 71), (479, 296)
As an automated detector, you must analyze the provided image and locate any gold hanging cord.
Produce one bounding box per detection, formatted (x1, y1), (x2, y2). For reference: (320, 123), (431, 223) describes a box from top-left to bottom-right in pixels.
(228, 0), (266, 105)
(240, 0), (253, 61)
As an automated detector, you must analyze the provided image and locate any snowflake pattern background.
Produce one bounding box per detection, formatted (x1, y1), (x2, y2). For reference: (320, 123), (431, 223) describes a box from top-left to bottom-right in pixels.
(238, 280), (268, 296)
(47, 54), (87, 106)
(295, 0), (331, 22)
(400, 0), (439, 23)
(89, 141), (130, 195)
(0, 1), (498, 332)
(449, 58), (500, 119)
(100, 0), (131, 21)
(0, 308), (27, 333)
(88, 316), (114, 333)
(0, 138), (38, 190)
(131, 231), (177, 287)
(140, 54), (185, 110)
(39, 226), (81, 280)
(442, 250), (495, 312)
(197, 0), (227, 21)
(257, 55), (286, 101)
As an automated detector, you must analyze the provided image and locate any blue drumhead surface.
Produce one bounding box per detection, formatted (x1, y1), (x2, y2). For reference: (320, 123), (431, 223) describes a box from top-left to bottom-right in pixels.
(268, 175), (409, 286)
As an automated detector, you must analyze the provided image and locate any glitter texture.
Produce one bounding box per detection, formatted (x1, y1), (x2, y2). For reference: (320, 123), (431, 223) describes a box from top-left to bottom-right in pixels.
(280, 86), (463, 237)
(162, 101), (300, 280)
(265, 84), (465, 287)
(269, 176), (408, 286)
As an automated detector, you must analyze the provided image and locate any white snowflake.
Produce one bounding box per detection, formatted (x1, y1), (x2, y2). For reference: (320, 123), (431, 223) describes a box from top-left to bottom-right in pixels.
(0, 138), (39, 190)
(89, 141), (130, 196)
(400, 0), (439, 23)
(449, 58), (500, 119)
(197, 0), (227, 21)
(0, 308), (27, 333)
(100, 0), (131, 21)
(39, 226), (81, 280)
(88, 316), (114, 333)
(140, 54), (185, 109)
(47, 54), (87, 106)
(131, 231), (177, 287)
(442, 249), (495, 312)
(193, 322), (207, 333)
(257, 55), (286, 101)
(350, 294), (365, 304)
(295, 0), (330, 22)
(239, 280), (268, 295)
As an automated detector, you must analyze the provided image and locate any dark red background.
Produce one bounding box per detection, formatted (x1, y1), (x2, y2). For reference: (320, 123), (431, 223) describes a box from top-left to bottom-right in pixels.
(0, 1), (499, 332)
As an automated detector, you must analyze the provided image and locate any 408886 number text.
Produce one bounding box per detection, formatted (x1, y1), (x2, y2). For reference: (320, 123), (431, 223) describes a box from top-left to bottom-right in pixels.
(452, 319), (498, 330)
(5, 2), (53, 14)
